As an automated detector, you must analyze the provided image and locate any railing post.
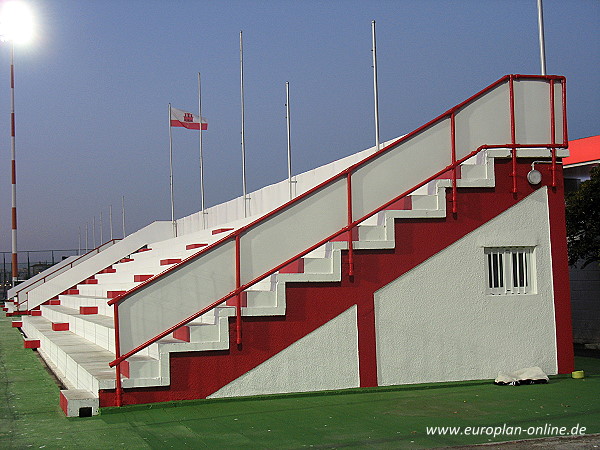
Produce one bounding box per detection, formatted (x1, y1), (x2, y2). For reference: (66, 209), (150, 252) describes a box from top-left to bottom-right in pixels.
(509, 75), (517, 194)
(113, 302), (123, 407)
(450, 112), (457, 214)
(346, 172), (354, 277)
(549, 78), (557, 187)
(235, 233), (242, 345)
(561, 77), (568, 146)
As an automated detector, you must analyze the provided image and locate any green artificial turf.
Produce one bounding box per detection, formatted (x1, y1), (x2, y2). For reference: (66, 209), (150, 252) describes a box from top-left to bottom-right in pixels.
(1, 313), (598, 449)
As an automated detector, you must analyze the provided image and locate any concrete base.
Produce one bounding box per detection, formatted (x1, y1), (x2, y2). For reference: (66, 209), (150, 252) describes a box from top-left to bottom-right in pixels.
(60, 389), (99, 417)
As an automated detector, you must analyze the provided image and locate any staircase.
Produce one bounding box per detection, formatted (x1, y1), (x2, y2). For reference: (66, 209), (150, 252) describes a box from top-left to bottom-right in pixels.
(12, 75), (571, 417)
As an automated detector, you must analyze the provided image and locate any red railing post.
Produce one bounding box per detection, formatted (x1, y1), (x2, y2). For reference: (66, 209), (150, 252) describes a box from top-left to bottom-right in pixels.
(561, 78), (568, 146)
(450, 112), (458, 214)
(346, 171), (354, 277)
(509, 75), (517, 194)
(235, 234), (242, 345)
(113, 302), (123, 407)
(549, 79), (557, 187)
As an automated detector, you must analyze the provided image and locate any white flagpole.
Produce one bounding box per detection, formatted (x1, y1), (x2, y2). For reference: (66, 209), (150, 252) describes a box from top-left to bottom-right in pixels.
(85, 223), (89, 252)
(121, 196), (126, 238)
(198, 72), (207, 228)
(92, 216), (96, 248)
(537, 0), (547, 75)
(286, 81), (293, 200)
(240, 30), (248, 217)
(372, 20), (381, 152)
(109, 204), (114, 241)
(168, 103), (177, 237)
(100, 211), (103, 244)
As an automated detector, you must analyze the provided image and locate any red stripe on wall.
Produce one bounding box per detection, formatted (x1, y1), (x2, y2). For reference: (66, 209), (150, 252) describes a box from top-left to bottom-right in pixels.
(546, 164), (575, 373)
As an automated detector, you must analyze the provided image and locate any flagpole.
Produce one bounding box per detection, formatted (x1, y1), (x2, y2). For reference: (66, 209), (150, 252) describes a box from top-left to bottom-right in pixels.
(168, 103), (177, 237)
(240, 30), (248, 218)
(121, 195), (126, 238)
(109, 204), (114, 241)
(371, 20), (381, 152)
(286, 81), (293, 200)
(198, 72), (207, 228)
(536, 0), (547, 75)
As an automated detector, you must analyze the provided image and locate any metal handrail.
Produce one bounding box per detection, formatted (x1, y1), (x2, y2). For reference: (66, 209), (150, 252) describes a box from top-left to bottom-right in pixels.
(108, 75), (568, 406)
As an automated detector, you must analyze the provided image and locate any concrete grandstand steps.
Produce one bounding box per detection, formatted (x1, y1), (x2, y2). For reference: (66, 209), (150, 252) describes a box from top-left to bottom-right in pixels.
(17, 156), (492, 416)
(21, 315), (118, 392)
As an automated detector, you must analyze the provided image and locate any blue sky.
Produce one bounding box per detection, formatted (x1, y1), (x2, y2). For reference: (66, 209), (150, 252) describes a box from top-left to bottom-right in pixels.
(0, 0), (598, 251)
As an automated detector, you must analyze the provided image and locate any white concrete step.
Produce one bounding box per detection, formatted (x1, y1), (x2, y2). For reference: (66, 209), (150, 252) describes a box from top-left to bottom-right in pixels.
(75, 282), (138, 297)
(40, 304), (115, 352)
(58, 294), (113, 317)
(21, 315), (118, 393)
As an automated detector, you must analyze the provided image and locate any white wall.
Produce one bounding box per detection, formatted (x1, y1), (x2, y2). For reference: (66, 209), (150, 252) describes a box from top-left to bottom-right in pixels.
(208, 305), (359, 398)
(374, 187), (558, 385)
(176, 139), (398, 235)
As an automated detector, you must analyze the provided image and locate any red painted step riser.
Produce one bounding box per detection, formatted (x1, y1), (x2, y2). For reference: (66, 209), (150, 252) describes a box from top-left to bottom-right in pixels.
(280, 259), (305, 274)
(62, 290), (79, 295)
(186, 243), (208, 250)
(226, 292), (247, 307)
(212, 228), (234, 235)
(121, 360), (130, 379)
(52, 323), (69, 331)
(24, 340), (40, 349)
(134, 275), (153, 282)
(173, 326), (190, 342)
(107, 291), (127, 299)
(80, 306), (99, 315)
(160, 259), (181, 266)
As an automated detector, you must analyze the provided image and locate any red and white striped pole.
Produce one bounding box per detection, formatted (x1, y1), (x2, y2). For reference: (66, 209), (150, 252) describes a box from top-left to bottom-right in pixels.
(10, 41), (18, 287)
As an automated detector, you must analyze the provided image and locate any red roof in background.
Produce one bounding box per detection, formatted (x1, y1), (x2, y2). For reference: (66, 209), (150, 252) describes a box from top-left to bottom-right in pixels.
(563, 135), (600, 167)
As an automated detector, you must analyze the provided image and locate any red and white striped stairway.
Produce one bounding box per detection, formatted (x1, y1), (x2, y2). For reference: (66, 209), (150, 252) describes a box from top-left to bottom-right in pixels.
(9, 75), (574, 416)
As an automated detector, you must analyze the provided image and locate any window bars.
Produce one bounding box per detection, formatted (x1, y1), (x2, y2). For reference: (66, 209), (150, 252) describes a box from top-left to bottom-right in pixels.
(486, 247), (533, 295)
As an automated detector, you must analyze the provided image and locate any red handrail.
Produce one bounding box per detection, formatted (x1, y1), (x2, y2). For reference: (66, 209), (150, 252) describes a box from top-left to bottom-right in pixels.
(15, 239), (121, 308)
(108, 75), (568, 405)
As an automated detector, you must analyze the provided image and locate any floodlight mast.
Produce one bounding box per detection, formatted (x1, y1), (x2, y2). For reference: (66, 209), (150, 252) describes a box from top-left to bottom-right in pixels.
(1, 1), (35, 286)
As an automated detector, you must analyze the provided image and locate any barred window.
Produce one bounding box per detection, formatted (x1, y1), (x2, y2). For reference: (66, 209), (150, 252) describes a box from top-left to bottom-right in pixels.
(485, 247), (534, 295)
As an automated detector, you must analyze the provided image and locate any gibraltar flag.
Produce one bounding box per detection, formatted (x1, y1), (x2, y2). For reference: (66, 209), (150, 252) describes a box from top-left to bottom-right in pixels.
(170, 107), (208, 130)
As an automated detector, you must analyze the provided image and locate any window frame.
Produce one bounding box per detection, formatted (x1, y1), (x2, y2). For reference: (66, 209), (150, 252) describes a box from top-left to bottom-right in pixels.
(485, 247), (535, 296)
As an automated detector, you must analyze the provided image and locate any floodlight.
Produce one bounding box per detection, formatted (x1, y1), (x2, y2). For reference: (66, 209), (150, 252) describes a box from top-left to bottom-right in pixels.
(0, 1), (34, 44)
